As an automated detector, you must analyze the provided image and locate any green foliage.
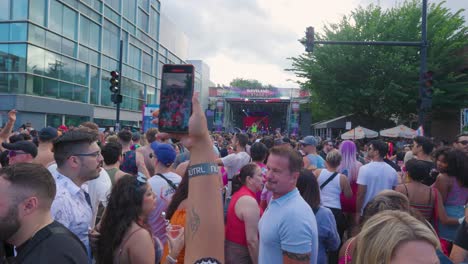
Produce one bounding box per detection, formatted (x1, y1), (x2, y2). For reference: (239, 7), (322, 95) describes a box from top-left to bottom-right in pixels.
(289, 0), (468, 123)
(229, 78), (273, 88)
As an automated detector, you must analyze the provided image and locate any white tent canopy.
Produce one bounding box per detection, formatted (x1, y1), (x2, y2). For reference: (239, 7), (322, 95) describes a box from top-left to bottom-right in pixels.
(379, 125), (416, 138)
(341, 126), (379, 140)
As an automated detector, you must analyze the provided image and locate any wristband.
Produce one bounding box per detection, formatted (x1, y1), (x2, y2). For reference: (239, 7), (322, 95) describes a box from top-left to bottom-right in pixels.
(187, 163), (219, 178)
(167, 255), (177, 263)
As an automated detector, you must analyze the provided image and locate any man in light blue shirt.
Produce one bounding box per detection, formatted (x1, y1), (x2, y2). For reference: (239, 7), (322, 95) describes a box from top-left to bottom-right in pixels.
(259, 147), (318, 264)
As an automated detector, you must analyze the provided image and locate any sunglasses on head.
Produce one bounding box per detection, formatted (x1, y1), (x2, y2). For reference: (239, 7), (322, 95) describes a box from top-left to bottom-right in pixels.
(7, 150), (29, 157)
(136, 173), (147, 187)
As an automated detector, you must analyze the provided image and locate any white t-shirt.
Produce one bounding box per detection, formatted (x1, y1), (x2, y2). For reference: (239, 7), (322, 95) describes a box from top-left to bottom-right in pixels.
(221, 151), (251, 179)
(357, 161), (398, 215)
(148, 171), (182, 204)
(48, 163), (112, 228)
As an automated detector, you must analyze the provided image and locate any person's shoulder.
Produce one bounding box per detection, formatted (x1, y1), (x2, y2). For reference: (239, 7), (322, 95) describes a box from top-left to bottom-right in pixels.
(166, 171), (182, 181)
(37, 222), (87, 259)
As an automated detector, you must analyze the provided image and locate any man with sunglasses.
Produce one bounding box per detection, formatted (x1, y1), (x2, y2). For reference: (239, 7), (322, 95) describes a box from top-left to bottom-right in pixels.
(49, 129), (103, 260)
(2, 141), (37, 165)
(454, 133), (468, 154)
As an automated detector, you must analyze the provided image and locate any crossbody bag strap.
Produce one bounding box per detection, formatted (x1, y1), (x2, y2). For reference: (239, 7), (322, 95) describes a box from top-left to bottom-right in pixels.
(320, 172), (339, 190)
(156, 173), (178, 190)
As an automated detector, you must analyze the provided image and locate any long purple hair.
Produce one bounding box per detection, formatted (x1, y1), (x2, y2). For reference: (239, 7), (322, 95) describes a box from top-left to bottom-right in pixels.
(338, 140), (361, 182)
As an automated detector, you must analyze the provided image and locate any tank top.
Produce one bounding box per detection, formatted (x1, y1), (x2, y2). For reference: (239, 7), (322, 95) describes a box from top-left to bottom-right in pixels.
(120, 150), (138, 175)
(117, 228), (162, 264)
(226, 186), (263, 246)
(403, 184), (434, 221)
(445, 178), (468, 206)
(162, 209), (186, 263)
(317, 169), (342, 209)
(105, 168), (118, 185)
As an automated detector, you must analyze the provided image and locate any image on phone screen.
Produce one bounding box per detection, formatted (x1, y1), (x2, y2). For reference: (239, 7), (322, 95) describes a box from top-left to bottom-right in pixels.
(159, 65), (194, 133)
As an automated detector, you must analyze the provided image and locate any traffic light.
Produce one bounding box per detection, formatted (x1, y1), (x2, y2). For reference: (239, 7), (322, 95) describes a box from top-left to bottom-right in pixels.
(420, 70), (433, 110)
(305, 27), (315, 52)
(109, 71), (122, 104)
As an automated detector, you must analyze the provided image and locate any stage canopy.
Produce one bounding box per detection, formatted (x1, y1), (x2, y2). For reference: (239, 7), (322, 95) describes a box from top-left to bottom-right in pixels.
(379, 125), (416, 138)
(341, 126), (379, 140)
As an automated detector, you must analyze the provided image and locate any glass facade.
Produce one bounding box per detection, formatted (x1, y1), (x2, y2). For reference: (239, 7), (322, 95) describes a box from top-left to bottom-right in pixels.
(0, 0), (167, 113)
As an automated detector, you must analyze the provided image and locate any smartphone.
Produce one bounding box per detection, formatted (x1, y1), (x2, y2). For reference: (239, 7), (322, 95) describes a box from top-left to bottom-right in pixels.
(158, 64), (194, 133)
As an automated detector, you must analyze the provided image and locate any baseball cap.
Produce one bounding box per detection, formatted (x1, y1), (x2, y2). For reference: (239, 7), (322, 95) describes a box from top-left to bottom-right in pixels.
(39, 126), (58, 141)
(151, 143), (176, 167)
(299, 136), (318, 146)
(2, 141), (38, 158)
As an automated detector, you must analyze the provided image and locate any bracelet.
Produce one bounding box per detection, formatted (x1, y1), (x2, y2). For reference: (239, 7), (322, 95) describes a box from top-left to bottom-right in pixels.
(167, 255), (177, 263)
(187, 163), (219, 178)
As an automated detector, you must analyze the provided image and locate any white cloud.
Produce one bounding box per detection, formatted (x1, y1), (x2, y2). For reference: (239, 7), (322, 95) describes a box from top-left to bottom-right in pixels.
(161, 0), (466, 88)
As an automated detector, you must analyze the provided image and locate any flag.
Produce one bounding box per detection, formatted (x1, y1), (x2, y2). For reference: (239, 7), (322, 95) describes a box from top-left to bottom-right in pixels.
(416, 126), (424, 136)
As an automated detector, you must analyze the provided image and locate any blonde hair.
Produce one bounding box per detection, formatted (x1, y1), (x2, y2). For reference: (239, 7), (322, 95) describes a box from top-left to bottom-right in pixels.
(326, 150), (342, 168)
(352, 210), (440, 264)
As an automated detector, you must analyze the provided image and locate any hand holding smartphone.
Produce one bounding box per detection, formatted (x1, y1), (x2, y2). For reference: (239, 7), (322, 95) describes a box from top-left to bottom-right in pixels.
(159, 64), (194, 133)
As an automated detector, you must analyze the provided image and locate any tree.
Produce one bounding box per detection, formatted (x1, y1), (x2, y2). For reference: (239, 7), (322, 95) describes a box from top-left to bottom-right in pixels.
(229, 78), (273, 88)
(289, 0), (468, 123)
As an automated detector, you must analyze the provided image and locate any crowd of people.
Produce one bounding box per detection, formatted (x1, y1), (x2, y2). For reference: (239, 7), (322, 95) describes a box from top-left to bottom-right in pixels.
(0, 101), (468, 264)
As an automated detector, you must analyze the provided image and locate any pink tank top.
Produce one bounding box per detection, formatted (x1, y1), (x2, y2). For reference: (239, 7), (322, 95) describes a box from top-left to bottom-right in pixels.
(445, 178), (468, 206)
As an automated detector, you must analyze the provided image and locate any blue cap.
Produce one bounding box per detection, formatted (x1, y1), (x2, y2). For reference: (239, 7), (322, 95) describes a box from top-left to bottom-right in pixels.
(151, 143), (176, 167)
(299, 136), (318, 146)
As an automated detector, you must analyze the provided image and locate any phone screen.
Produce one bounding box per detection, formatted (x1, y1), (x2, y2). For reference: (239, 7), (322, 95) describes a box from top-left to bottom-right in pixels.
(158, 64), (194, 133)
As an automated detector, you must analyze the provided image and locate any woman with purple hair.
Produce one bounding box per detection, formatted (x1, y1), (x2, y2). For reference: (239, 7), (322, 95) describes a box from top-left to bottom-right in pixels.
(338, 140), (363, 233)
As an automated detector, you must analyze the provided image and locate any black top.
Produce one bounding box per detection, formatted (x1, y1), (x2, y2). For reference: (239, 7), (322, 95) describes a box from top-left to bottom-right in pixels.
(454, 220), (468, 251)
(12, 221), (87, 264)
(383, 158), (401, 172)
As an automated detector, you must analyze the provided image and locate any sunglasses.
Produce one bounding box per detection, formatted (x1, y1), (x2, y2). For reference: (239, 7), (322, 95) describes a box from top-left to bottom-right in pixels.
(136, 173), (147, 187)
(458, 140), (468, 146)
(7, 150), (29, 157)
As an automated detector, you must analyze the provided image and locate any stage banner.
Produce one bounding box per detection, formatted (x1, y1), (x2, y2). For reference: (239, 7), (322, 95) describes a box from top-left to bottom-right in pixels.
(209, 87), (301, 99)
(142, 104), (159, 132)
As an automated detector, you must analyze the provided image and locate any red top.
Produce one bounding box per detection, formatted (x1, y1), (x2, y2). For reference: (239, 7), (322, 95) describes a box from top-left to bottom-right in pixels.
(225, 186), (264, 246)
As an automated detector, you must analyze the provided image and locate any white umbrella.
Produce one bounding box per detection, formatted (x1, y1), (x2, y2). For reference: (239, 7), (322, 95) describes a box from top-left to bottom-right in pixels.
(379, 125), (416, 138)
(341, 126), (379, 140)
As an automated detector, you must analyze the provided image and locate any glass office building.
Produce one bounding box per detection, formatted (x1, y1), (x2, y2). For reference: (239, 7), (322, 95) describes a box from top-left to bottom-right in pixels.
(0, 0), (188, 129)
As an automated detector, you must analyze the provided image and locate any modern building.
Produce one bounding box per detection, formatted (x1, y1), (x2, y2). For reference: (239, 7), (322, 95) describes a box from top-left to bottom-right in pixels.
(0, 0), (191, 130)
(187, 59), (211, 112)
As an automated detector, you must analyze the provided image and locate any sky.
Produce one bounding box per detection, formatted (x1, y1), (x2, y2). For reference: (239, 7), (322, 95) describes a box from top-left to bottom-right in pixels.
(161, 0), (467, 88)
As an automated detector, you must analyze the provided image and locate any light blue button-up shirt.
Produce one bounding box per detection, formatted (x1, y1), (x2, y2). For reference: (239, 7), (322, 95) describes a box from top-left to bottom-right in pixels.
(258, 188), (318, 264)
(50, 171), (92, 254)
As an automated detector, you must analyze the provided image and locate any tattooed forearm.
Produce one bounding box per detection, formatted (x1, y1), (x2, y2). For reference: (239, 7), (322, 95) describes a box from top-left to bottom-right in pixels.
(282, 250), (311, 261)
(189, 207), (200, 240)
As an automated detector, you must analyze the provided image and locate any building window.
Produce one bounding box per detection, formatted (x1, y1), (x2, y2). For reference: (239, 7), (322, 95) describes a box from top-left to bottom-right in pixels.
(12, 0), (29, 20)
(102, 19), (119, 58)
(123, 1), (135, 23)
(80, 16), (101, 51)
(90, 66), (100, 104)
(29, 0), (46, 26)
(63, 5), (78, 40)
(105, 0), (120, 12)
(137, 8), (148, 32)
(46, 114), (62, 127)
(128, 45), (141, 69)
(0, 0), (10, 20)
(149, 7), (159, 40)
(27, 45), (46, 75)
(28, 24), (46, 47)
(0, 44), (27, 72)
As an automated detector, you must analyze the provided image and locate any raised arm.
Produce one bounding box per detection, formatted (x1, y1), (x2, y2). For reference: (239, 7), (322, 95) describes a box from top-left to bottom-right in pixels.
(184, 94), (224, 264)
(0, 109), (16, 144)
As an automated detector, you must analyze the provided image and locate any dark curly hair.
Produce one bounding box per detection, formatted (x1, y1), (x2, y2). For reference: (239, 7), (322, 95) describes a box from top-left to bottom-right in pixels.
(96, 174), (149, 264)
(434, 147), (468, 187)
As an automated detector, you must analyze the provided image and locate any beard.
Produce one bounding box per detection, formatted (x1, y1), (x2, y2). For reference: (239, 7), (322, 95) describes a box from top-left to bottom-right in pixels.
(0, 205), (20, 241)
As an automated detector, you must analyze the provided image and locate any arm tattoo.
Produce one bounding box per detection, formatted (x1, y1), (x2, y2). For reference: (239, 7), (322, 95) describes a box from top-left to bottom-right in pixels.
(189, 207), (200, 240)
(282, 250), (311, 261)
